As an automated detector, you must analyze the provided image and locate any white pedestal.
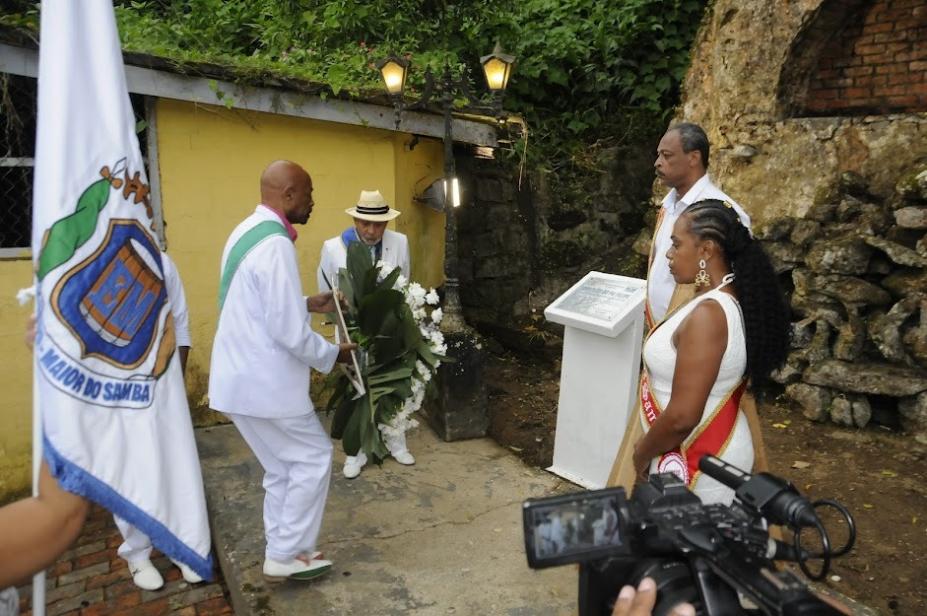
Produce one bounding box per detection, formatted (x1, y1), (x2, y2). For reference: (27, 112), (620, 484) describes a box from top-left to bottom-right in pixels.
(544, 272), (646, 489)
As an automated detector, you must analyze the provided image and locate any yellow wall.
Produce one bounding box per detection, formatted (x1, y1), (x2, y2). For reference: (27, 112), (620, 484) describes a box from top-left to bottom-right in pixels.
(0, 98), (447, 500)
(0, 258), (36, 500)
(393, 137), (447, 285)
(155, 99), (446, 414)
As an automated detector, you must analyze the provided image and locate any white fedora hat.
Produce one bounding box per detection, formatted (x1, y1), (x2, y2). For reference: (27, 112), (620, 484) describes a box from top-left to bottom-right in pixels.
(345, 190), (401, 222)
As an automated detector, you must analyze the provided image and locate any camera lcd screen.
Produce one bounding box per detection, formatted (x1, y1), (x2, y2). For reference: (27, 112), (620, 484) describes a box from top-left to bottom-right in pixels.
(523, 488), (627, 568)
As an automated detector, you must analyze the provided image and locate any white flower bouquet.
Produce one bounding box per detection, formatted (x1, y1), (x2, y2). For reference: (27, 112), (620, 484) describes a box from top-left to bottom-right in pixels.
(325, 242), (446, 461)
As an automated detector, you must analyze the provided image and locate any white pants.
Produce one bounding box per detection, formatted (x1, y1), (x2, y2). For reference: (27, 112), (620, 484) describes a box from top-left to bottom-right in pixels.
(114, 516), (152, 565)
(228, 412), (333, 562)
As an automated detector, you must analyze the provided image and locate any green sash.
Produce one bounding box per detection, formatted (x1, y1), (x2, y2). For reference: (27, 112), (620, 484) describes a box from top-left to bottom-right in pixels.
(218, 220), (289, 311)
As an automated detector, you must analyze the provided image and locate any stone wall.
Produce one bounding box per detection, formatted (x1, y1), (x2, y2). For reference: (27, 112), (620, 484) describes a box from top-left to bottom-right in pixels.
(454, 144), (653, 334)
(757, 163), (927, 442)
(677, 0), (927, 225)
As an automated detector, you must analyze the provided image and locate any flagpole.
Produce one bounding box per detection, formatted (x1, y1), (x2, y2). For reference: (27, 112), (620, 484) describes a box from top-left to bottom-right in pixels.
(32, 305), (46, 616)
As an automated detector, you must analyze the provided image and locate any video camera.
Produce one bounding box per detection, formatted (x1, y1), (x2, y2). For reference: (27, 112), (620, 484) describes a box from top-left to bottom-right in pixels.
(523, 455), (856, 615)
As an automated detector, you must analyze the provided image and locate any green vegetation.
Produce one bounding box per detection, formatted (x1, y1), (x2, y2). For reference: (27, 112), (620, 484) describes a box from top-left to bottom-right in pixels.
(1, 0), (707, 166)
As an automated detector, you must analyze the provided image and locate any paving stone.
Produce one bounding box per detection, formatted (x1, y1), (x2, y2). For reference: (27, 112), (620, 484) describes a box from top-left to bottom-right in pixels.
(56, 562), (109, 587)
(44, 581), (86, 606)
(195, 595), (235, 616)
(47, 588), (103, 615)
(167, 584), (225, 611)
(73, 549), (112, 569)
(140, 578), (188, 603)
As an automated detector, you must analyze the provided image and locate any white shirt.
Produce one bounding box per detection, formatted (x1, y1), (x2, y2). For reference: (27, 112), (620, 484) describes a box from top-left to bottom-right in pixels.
(648, 175), (751, 321)
(317, 228), (410, 292)
(209, 206), (339, 418)
(161, 251), (190, 348)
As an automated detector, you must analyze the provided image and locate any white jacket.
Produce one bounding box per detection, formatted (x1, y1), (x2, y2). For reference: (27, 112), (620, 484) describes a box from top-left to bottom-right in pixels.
(209, 206), (339, 418)
(317, 228), (410, 292)
(648, 175), (751, 321)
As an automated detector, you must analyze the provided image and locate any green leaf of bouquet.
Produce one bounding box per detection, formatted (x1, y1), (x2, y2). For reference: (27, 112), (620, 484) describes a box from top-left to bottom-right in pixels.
(324, 373), (350, 413)
(375, 403), (398, 431)
(330, 397), (355, 439)
(341, 396), (366, 455)
(389, 379), (413, 401)
(358, 289), (405, 336)
(376, 266), (401, 291)
(337, 268), (357, 313)
(417, 344), (441, 368)
(360, 394), (385, 449)
(361, 422), (388, 462)
(366, 353), (414, 376)
(369, 385), (397, 405)
(346, 241), (374, 298)
(370, 312), (405, 360)
(368, 367), (414, 385)
(363, 266), (380, 300)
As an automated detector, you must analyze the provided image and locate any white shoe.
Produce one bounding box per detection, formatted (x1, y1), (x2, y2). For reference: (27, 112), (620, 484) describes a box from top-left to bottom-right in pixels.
(343, 452), (367, 479)
(391, 448), (415, 465)
(170, 558), (204, 584)
(262, 556), (332, 582)
(129, 559), (164, 590)
(385, 433), (415, 465)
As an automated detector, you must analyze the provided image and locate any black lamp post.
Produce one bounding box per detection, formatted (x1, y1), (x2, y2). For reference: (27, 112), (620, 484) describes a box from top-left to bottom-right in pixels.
(377, 46), (515, 334)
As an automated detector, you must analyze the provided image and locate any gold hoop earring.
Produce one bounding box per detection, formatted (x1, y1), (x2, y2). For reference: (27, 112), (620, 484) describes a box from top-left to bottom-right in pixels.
(694, 259), (711, 288)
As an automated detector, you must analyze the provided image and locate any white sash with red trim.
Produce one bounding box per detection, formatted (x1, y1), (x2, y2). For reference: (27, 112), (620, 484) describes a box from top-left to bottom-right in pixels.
(639, 369), (746, 486)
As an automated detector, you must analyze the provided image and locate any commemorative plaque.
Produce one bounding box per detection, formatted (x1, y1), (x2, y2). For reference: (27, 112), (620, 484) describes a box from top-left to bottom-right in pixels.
(544, 272), (646, 488)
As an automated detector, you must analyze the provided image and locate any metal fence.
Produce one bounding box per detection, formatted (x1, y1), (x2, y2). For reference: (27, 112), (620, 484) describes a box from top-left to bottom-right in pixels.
(0, 72), (149, 252)
(0, 72), (36, 250)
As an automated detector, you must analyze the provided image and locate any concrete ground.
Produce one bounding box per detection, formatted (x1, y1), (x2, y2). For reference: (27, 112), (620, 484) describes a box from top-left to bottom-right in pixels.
(195, 419), (578, 616)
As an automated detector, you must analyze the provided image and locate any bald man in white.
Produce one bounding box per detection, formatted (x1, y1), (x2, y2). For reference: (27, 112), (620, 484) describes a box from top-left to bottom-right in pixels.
(209, 161), (355, 582)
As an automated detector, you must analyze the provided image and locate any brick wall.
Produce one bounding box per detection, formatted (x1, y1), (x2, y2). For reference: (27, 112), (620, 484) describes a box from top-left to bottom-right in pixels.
(803, 0), (927, 115)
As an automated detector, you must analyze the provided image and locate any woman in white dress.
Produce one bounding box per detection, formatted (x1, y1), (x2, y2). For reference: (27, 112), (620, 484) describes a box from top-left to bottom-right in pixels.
(632, 199), (789, 505)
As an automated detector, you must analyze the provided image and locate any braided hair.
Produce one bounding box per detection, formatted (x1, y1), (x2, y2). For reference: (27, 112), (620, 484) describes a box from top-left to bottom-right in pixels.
(683, 199), (789, 387)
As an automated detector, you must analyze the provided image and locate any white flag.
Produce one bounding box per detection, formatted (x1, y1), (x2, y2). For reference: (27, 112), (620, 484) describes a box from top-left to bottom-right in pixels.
(32, 1), (212, 579)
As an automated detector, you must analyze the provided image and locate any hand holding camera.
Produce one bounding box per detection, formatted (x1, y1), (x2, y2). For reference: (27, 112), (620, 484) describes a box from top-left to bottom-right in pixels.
(611, 577), (695, 616)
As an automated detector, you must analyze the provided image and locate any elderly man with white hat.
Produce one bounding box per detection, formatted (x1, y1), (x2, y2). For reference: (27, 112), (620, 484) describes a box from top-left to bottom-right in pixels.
(318, 189), (413, 478)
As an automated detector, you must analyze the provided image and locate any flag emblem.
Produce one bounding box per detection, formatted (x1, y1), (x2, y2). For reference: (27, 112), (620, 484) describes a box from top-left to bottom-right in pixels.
(37, 164), (176, 409)
(53, 218), (169, 369)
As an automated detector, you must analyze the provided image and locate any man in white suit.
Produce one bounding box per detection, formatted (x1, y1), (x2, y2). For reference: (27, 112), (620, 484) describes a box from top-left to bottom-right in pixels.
(211, 161), (356, 581)
(317, 190), (414, 479)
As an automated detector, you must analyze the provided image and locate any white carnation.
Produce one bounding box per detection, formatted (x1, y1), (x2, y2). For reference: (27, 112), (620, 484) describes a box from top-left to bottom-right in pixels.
(407, 282), (427, 307)
(425, 289), (440, 305)
(430, 307), (443, 324)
